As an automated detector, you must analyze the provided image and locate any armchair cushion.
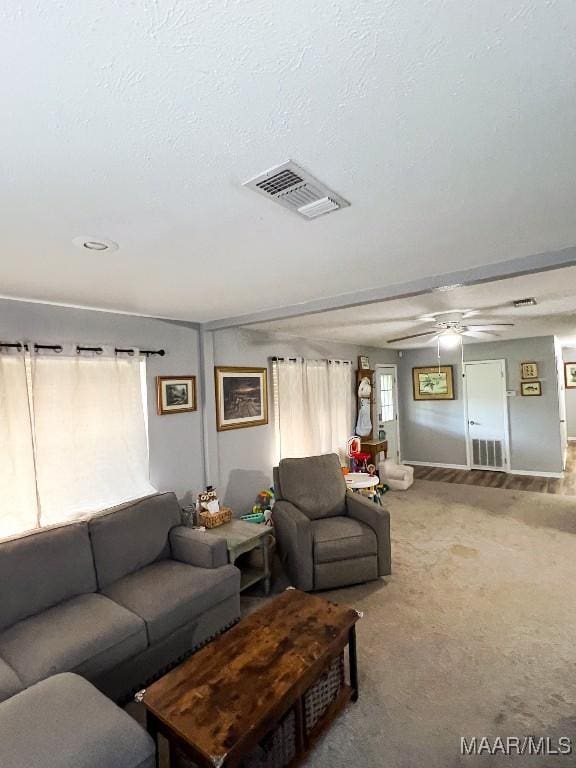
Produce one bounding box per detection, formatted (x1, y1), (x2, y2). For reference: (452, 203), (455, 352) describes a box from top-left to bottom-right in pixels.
(346, 492), (392, 576)
(312, 517), (377, 564)
(0, 657), (22, 703)
(170, 526), (228, 568)
(277, 454), (346, 520)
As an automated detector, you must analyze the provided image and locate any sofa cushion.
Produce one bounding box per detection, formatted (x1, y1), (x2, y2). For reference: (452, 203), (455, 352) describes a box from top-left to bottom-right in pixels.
(103, 560), (240, 644)
(312, 516), (377, 564)
(0, 522), (96, 631)
(0, 656), (23, 703)
(278, 454), (347, 520)
(89, 492), (182, 589)
(0, 594), (147, 687)
(0, 672), (155, 768)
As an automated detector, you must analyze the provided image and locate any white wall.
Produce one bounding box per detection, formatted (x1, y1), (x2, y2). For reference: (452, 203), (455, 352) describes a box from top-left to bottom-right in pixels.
(0, 298), (204, 501)
(211, 328), (399, 513)
(398, 336), (564, 474)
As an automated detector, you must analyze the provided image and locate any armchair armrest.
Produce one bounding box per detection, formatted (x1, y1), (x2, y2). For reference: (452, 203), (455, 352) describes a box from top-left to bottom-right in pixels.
(272, 500), (314, 591)
(346, 492), (391, 576)
(169, 526), (228, 569)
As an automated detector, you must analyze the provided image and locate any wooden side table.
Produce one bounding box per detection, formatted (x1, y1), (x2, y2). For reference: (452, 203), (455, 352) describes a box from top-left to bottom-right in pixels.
(360, 438), (388, 464)
(204, 519), (272, 595)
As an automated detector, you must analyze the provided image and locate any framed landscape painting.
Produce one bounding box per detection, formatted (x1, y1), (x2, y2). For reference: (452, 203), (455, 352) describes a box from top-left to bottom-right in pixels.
(156, 376), (196, 414)
(412, 366), (455, 401)
(565, 362), (576, 389)
(215, 366), (268, 431)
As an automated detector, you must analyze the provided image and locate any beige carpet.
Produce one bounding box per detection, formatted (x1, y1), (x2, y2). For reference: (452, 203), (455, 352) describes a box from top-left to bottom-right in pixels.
(302, 480), (576, 767)
(137, 480), (576, 767)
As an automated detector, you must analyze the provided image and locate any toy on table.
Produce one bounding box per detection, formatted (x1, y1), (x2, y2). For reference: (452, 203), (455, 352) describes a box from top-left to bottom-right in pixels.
(197, 486), (220, 514)
(240, 488), (275, 525)
(346, 436), (371, 473)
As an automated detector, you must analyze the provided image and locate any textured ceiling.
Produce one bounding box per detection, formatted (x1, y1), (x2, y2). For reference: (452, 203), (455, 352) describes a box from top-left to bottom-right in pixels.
(247, 266), (576, 348)
(1, 1), (576, 321)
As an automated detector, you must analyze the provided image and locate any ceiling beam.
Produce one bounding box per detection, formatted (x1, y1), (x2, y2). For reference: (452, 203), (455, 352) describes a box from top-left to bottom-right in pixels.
(203, 245), (576, 331)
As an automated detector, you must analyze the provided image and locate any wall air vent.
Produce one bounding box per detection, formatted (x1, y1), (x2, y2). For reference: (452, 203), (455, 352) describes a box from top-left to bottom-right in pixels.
(243, 161), (349, 220)
(472, 439), (504, 468)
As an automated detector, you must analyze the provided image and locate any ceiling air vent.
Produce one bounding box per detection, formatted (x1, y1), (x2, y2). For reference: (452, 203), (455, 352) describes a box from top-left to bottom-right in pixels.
(243, 161), (349, 220)
(513, 297), (537, 308)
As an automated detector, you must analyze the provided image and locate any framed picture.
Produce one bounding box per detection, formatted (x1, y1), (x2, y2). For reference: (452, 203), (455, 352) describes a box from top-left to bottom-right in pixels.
(412, 365), (455, 400)
(521, 362), (538, 379)
(215, 367), (268, 431)
(565, 362), (576, 389)
(156, 376), (196, 415)
(521, 381), (542, 396)
(358, 355), (371, 370)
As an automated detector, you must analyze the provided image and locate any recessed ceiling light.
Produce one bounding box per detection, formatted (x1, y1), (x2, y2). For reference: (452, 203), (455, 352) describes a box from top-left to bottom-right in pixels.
(72, 236), (119, 252)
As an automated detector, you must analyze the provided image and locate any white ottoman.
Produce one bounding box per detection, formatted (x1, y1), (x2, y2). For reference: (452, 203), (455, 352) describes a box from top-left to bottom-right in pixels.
(378, 459), (414, 491)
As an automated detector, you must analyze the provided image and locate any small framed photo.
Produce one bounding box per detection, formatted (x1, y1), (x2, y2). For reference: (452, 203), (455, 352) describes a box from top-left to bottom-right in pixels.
(156, 376), (197, 415)
(215, 366), (268, 431)
(521, 381), (542, 397)
(565, 362), (576, 389)
(358, 355), (371, 370)
(521, 362), (538, 379)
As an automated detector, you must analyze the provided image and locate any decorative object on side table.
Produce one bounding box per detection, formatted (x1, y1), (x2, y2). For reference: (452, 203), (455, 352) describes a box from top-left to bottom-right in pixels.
(412, 365), (455, 400)
(521, 381), (542, 396)
(521, 362), (538, 379)
(196, 486), (232, 528)
(565, 362), (576, 388)
(156, 375), (196, 414)
(214, 366), (268, 431)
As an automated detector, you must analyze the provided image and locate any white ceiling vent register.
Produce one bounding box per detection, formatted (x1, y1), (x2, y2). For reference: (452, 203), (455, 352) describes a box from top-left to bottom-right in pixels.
(243, 161), (349, 220)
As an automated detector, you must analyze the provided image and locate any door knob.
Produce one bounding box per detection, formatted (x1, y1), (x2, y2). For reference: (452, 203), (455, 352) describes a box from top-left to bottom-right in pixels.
(469, 420), (478, 425)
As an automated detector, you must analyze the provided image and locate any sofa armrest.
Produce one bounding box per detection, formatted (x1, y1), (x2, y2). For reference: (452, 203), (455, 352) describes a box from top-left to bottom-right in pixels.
(346, 492), (391, 576)
(272, 500), (313, 591)
(169, 526), (228, 569)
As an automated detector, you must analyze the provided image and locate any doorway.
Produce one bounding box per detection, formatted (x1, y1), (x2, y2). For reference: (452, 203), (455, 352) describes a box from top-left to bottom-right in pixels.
(374, 365), (401, 463)
(464, 359), (509, 471)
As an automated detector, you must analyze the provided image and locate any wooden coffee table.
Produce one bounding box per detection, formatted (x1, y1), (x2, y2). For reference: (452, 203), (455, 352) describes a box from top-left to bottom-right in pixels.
(141, 589), (361, 768)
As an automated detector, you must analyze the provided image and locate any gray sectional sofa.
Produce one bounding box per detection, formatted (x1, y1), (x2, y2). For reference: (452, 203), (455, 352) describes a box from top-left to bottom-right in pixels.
(0, 491), (241, 704)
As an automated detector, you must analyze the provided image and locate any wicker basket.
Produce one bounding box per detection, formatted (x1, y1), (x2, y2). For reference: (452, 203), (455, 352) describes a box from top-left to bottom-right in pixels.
(198, 507), (232, 529)
(304, 653), (345, 732)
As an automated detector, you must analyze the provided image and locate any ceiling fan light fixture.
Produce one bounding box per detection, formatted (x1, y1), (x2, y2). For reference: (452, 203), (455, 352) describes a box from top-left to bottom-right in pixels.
(439, 330), (462, 349)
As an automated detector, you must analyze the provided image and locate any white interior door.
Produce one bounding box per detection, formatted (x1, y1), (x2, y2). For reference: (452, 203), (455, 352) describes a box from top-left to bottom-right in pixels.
(464, 360), (509, 471)
(375, 365), (400, 462)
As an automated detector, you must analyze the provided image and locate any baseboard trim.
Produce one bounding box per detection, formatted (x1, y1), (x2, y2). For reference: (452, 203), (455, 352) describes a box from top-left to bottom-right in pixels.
(509, 469), (564, 479)
(403, 460), (470, 470)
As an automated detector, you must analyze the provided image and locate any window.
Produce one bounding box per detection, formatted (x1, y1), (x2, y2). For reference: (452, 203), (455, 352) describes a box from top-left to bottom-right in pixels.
(272, 358), (352, 462)
(378, 373), (395, 424)
(0, 350), (154, 538)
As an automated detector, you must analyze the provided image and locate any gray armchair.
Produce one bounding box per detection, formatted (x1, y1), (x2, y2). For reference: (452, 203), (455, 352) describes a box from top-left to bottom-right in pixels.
(272, 454), (391, 591)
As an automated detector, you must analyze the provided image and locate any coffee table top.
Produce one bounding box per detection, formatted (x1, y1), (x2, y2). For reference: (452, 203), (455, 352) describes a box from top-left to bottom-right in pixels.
(202, 518), (270, 547)
(143, 589), (359, 767)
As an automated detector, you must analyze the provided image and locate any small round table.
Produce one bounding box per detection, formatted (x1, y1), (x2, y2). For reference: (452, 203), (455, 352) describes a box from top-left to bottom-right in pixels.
(345, 472), (382, 505)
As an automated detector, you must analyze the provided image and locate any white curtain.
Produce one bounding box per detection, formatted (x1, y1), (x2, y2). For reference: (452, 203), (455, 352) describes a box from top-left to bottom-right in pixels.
(0, 352), (39, 538)
(273, 358), (352, 461)
(31, 355), (155, 525)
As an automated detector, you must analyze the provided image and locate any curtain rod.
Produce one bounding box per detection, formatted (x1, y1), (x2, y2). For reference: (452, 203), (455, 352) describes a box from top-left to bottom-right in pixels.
(0, 342), (165, 357)
(271, 356), (352, 364)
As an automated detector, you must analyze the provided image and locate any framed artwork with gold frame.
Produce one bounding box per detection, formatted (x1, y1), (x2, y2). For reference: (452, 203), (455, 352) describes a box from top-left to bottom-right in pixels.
(412, 365), (455, 401)
(521, 362), (538, 379)
(156, 376), (197, 415)
(215, 366), (268, 431)
(521, 381), (542, 396)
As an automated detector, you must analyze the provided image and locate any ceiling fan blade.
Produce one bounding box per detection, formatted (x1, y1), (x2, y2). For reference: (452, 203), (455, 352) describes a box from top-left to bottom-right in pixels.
(463, 330), (500, 339)
(466, 323), (514, 329)
(387, 330), (437, 343)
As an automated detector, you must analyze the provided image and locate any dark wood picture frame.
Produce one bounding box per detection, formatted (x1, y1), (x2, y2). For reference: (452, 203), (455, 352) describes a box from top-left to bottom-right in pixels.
(215, 366), (268, 431)
(156, 375), (197, 415)
(521, 362), (538, 379)
(521, 380), (542, 397)
(412, 365), (455, 401)
(565, 362), (576, 389)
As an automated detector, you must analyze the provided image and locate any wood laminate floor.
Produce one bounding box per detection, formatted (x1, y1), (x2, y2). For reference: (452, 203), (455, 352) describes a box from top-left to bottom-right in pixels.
(410, 442), (576, 496)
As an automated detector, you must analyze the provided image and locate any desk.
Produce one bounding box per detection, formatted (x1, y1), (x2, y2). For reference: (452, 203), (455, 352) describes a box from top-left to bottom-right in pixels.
(360, 439), (388, 464)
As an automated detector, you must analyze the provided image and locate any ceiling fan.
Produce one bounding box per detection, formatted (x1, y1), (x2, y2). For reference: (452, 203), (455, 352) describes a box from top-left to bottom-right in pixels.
(387, 311), (514, 346)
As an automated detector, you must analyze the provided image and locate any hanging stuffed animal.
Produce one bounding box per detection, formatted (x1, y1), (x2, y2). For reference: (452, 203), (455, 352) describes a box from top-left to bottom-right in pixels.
(355, 376), (372, 436)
